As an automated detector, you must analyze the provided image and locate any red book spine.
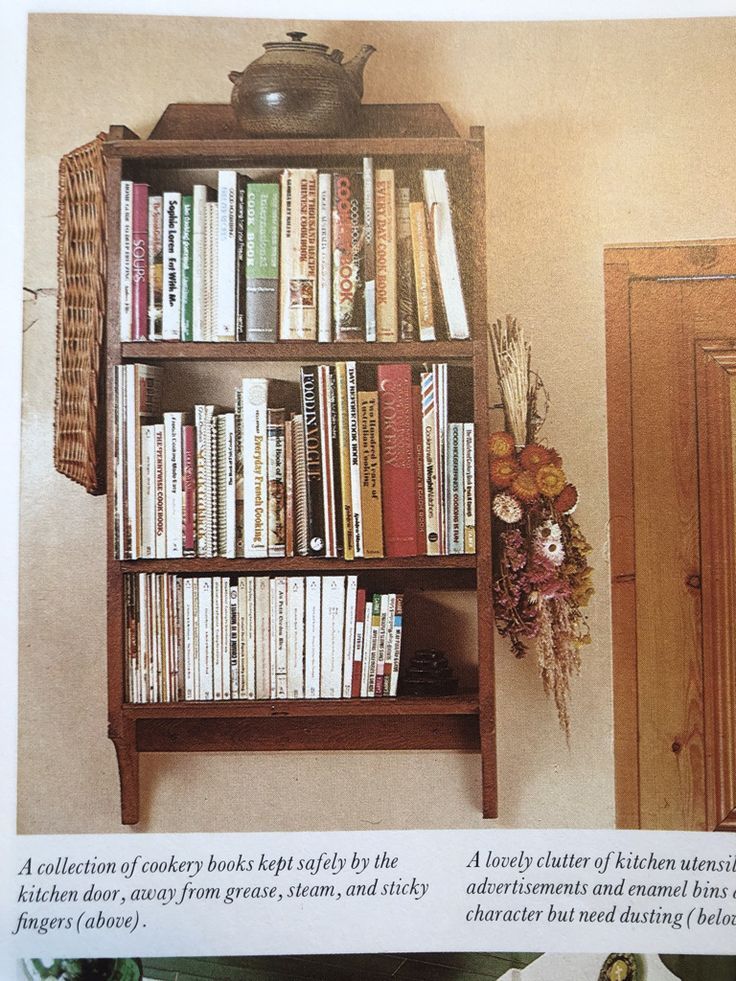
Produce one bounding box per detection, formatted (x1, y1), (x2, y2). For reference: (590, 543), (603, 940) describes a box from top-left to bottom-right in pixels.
(377, 364), (419, 556)
(131, 183), (149, 340)
(351, 588), (366, 696)
(182, 424), (196, 557)
(412, 384), (426, 553)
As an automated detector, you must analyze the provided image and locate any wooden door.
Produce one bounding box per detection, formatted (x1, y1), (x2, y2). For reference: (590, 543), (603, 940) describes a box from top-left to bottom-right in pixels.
(605, 241), (736, 830)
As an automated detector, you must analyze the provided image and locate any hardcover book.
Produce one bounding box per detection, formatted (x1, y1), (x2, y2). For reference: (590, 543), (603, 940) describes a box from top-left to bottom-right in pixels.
(131, 183), (149, 341)
(279, 168), (318, 340)
(332, 170), (365, 341)
(377, 363), (419, 556)
(241, 378), (269, 558)
(147, 194), (163, 340)
(245, 182), (280, 342)
(162, 191), (182, 340)
(375, 169), (398, 343)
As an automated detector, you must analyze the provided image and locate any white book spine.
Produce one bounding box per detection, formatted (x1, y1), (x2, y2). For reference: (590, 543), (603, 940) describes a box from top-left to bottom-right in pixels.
(217, 413), (237, 558)
(192, 185), (208, 341)
(162, 192), (181, 340)
(147, 194), (163, 339)
(320, 576), (345, 698)
(183, 578), (195, 700)
(342, 575), (358, 698)
(228, 582), (238, 699)
(119, 180), (133, 340)
(436, 363), (448, 554)
(421, 371), (440, 555)
(346, 361), (364, 557)
(448, 422), (465, 555)
(198, 577), (213, 700)
(125, 366), (138, 559)
(114, 367), (124, 559)
(317, 173), (332, 342)
(422, 169), (470, 340)
(272, 576), (288, 699)
(241, 379), (269, 558)
(364, 596), (381, 698)
(153, 424), (166, 559)
(463, 423), (476, 554)
(216, 170), (237, 341)
(287, 577), (305, 699)
(375, 592), (390, 697)
(304, 576), (321, 698)
(138, 576), (148, 703)
(212, 577), (223, 700)
(140, 424), (156, 559)
(363, 157), (376, 342)
(164, 412), (183, 558)
(381, 593), (397, 698)
(254, 576), (270, 699)
(204, 201), (219, 341)
(359, 600), (373, 698)
(194, 405), (214, 558)
(245, 576), (257, 699)
(267, 410), (286, 558)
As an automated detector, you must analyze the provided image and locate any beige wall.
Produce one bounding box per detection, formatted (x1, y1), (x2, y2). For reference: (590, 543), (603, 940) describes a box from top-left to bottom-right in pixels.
(19, 14), (736, 833)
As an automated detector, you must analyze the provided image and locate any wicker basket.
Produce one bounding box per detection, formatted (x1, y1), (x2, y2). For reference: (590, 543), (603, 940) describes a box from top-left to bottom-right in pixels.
(54, 132), (108, 494)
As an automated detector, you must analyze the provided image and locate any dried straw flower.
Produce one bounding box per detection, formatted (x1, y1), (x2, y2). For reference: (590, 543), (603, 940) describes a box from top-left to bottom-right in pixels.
(489, 431), (516, 458)
(536, 463), (566, 498)
(511, 470), (540, 501)
(520, 443), (552, 471)
(490, 457), (520, 489)
(493, 493), (523, 524)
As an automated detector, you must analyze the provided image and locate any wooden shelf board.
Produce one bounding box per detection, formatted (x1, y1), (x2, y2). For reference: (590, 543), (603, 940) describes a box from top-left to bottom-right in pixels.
(120, 340), (477, 362)
(118, 554), (477, 574)
(123, 693), (479, 720)
(105, 137), (475, 162)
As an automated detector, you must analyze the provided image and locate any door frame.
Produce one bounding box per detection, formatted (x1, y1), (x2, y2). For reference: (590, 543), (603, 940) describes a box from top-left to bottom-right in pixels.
(604, 239), (736, 830)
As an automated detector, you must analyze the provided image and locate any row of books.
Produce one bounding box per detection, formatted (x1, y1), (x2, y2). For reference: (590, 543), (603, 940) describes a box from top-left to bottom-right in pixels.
(113, 362), (476, 561)
(124, 574), (403, 703)
(118, 164), (470, 344)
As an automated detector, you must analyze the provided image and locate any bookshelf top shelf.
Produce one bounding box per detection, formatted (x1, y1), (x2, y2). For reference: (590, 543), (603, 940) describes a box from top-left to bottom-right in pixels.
(118, 554), (477, 574)
(119, 340), (483, 362)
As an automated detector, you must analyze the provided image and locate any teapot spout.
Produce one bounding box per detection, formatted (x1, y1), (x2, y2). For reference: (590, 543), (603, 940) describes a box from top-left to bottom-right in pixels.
(343, 44), (376, 97)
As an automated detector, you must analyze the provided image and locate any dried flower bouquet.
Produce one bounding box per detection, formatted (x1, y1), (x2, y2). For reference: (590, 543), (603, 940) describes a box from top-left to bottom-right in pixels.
(489, 316), (594, 736)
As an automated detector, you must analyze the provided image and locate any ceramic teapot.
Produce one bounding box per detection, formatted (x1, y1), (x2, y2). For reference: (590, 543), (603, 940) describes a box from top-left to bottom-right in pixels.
(229, 31), (376, 138)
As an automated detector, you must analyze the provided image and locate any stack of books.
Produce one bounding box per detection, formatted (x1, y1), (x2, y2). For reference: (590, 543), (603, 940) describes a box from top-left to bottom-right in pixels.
(113, 362), (475, 561)
(125, 573), (403, 703)
(119, 163), (469, 343)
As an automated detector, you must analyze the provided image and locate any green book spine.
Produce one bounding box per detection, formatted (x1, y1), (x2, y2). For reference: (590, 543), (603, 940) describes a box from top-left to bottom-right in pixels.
(181, 195), (194, 341)
(245, 183), (280, 342)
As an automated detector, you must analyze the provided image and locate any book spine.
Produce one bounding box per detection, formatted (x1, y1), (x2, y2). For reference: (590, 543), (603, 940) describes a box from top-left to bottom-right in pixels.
(191, 185), (210, 341)
(412, 384), (427, 553)
(319, 365), (338, 558)
(332, 171), (365, 341)
(292, 414), (309, 556)
(396, 186), (417, 341)
(409, 202), (435, 341)
(140, 425), (156, 560)
(284, 419), (294, 558)
(351, 587), (367, 697)
(180, 195), (194, 341)
(131, 183), (149, 340)
(365, 593), (382, 698)
(317, 173), (332, 342)
(245, 577), (257, 699)
(241, 379), (269, 558)
(182, 425), (196, 558)
(346, 362), (364, 557)
(363, 157), (376, 341)
(119, 180), (133, 341)
(359, 598), (373, 697)
(448, 422), (465, 555)
(377, 363), (418, 556)
(162, 192), (181, 340)
(422, 169), (470, 340)
(389, 594), (403, 696)
(421, 371), (440, 555)
(229, 582), (239, 698)
(435, 363), (448, 554)
(182, 578), (194, 700)
(286, 576), (305, 699)
(272, 576), (288, 699)
(194, 405), (214, 557)
(235, 178), (247, 340)
(357, 391), (384, 558)
(267, 408), (286, 557)
(164, 412), (183, 559)
(203, 201), (218, 341)
(200, 577), (214, 700)
(375, 169), (398, 343)
(279, 169), (318, 340)
(382, 592), (398, 697)
(216, 170), (237, 341)
(138, 575), (149, 702)
(374, 592), (389, 697)
(212, 576), (223, 700)
(342, 575), (358, 697)
(254, 576), (270, 699)
(304, 576), (321, 699)
(320, 576), (345, 698)
(153, 423), (166, 559)
(464, 423), (476, 554)
(300, 366), (325, 556)
(217, 413), (237, 558)
(148, 195), (163, 340)
(191, 575), (200, 699)
(334, 363), (355, 561)
(245, 183), (280, 342)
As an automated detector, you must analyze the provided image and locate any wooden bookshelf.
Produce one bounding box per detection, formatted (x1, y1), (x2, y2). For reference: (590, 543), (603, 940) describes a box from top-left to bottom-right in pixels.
(104, 104), (495, 825)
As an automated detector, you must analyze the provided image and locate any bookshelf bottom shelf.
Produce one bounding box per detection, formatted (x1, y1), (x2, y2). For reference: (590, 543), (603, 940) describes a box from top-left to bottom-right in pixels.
(109, 695), (491, 825)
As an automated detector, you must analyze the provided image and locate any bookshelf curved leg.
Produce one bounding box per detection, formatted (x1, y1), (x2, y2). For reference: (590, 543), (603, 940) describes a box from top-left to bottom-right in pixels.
(110, 721), (140, 825)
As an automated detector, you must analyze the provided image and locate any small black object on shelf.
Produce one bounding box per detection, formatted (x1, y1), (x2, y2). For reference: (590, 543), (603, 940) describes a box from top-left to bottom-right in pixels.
(399, 649), (458, 697)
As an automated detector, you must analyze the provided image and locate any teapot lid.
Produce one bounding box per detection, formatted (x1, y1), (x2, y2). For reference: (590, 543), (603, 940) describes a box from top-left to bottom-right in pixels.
(264, 31), (329, 53)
